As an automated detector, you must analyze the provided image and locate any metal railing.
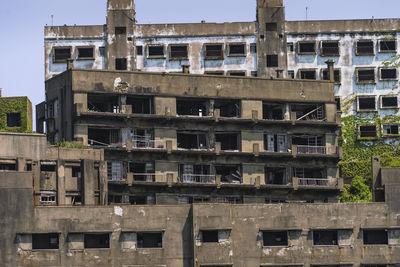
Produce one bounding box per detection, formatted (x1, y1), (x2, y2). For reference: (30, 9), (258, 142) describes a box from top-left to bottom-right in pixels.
(298, 178), (328, 186)
(179, 174), (216, 184)
(297, 145), (326, 155)
(132, 139), (166, 149)
(133, 173), (166, 182)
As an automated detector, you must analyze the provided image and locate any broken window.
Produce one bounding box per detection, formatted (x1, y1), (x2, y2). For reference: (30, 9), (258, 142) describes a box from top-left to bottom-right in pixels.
(201, 230), (219, 242)
(358, 97), (376, 111)
(265, 22), (277, 31)
(40, 191), (56, 205)
(179, 164), (213, 183)
(383, 125), (399, 135)
(177, 132), (209, 150)
(299, 69), (316, 80)
(204, 71), (224, 75)
(214, 100), (240, 117)
(116, 58), (127, 70)
(88, 94), (119, 113)
(84, 233), (110, 249)
(216, 133), (240, 151)
(53, 47), (71, 62)
(379, 40), (396, 52)
(115, 27), (126, 35)
(265, 167), (287, 185)
(205, 44), (224, 59)
(32, 233), (59, 250)
(313, 230), (338, 246)
(147, 45), (165, 58)
(363, 229), (388, 245)
(356, 41), (374, 55)
(107, 161), (124, 181)
(250, 43), (257, 53)
(88, 128), (120, 146)
(77, 47), (94, 59)
(298, 42), (316, 54)
(6, 113), (21, 127)
(263, 102), (285, 120)
(66, 191), (81, 205)
(380, 68), (397, 80)
(177, 99), (207, 116)
(264, 134), (287, 152)
(321, 41), (339, 56)
(322, 69), (341, 83)
(137, 232), (163, 248)
(169, 44), (188, 59)
(287, 42), (294, 52)
(359, 125), (377, 138)
(228, 71), (246, 76)
(215, 165), (242, 184)
(267, 55), (278, 67)
(127, 96), (153, 114)
(136, 46), (143, 55)
(291, 103), (325, 120)
(381, 96), (398, 108)
(335, 97), (341, 111)
(228, 43), (246, 56)
(262, 231), (288, 246)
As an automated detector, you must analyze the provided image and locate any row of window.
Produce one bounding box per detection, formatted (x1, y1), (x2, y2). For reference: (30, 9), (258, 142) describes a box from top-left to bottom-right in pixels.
(353, 95), (399, 111)
(52, 46), (98, 62)
(359, 124), (400, 139)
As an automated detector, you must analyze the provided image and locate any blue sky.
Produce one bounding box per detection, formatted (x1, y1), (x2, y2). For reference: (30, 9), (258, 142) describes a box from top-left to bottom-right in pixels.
(0, 0), (399, 130)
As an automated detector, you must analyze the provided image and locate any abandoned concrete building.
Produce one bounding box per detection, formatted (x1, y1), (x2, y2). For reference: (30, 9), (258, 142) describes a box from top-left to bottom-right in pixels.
(0, 89), (32, 132)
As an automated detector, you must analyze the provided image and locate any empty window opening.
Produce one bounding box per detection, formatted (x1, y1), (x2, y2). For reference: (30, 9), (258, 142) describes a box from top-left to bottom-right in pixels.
(177, 99), (207, 116)
(265, 167), (287, 185)
(148, 45), (165, 58)
(205, 71), (224, 75)
(335, 97), (341, 111)
(263, 231), (288, 246)
(291, 103), (325, 120)
(216, 133), (239, 151)
(263, 103), (285, 120)
(84, 233), (110, 249)
(359, 125), (377, 138)
(179, 164), (213, 183)
(265, 22), (277, 31)
(313, 230), (338, 246)
(363, 230), (388, 245)
(321, 41), (339, 56)
(40, 164), (56, 172)
(380, 68), (397, 80)
(177, 132), (209, 150)
(298, 42), (316, 54)
(214, 100), (240, 117)
(108, 194), (123, 204)
(361, 265), (387, 267)
(228, 43), (246, 56)
(292, 135), (324, 146)
(299, 70), (316, 80)
(379, 40), (396, 52)
(383, 125), (399, 135)
(129, 162), (154, 181)
(294, 168), (326, 179)
(6, 113), (21, 127)
(0, 163), (16, 171)
(126, 96), (153, 114)
(40, 191), (56, 205)
(115, 27), (126, 35)
(267, 55), (278, 67)
(251, 71), (258, 77)
(215, 165), (242, 184)
(53, 47), (71, 62)
(201, 230), (218, 242)
(77, 47), (94, 59)
(88, 94), (119, 113)
(129, 196), (147, 205)
(357, 41), (374, 55)
(264, 134), (287, 153)
(99, 46), (105, 57)
(32, 233), (59, 250)
(115, 58), (127, 70)
(358, 97), (376, 111)
(137, 232), (163, 248)
(322, 69), (341, 83)
(288, 70), (295, 79)
(88, 128), (120, 146)
(287, 42), (294, 52)
(250, 43), (257, 53)
(169, 45), (188, 59)
(228, 71), (246, 76)
(107, 161), (124, 181)
(136, 46), (143, 55)
(66, 192), (81, 205)
(205, 44), (223, 59)
(381, 96), (398, 108)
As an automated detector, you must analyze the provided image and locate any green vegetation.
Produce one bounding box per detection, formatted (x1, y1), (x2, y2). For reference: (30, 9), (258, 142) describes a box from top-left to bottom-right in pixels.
(341, 176), (372, 203)
(0, 97), (32, 133)
(56, 141), (90, 149)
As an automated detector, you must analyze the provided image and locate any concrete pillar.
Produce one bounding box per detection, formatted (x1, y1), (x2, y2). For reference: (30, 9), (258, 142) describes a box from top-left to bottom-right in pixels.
(57, 160), (66, 205)
(325, 59), (335, 83)
(17, 158), (25, 172)
(82, 160), (95, 205)
(32, 161), (41, 206)
(67, 59), (74, 69)
(99, 161), (108, 205)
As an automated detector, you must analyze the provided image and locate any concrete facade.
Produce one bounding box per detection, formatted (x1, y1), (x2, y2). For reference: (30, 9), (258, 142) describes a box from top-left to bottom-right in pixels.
(0, 92), (32, 132)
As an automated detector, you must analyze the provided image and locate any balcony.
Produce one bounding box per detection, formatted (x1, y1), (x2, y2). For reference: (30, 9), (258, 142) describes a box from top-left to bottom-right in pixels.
(297, 145), (326, 155)
(130, 138), (166, 149)
(179, 174), (216, 184)
(298, 178), (328, 186)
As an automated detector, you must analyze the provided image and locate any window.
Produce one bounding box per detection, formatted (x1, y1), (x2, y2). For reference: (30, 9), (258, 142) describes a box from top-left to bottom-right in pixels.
(335, 97), (341, 111)
(147, 45), (165, 58)
(202, 230), (218, 242)
(84, 233), (110, 249)
(0, 162), (16, 171)
(264, 134), (287, 153)
(358, 97), (376, 111)
(53, 47), (71, 62)
(262, 231), (288, 246)
(127, 96), (153, 114)
(205, 71), (224, 76)
(251, 71), (258, 77)
(215, 165), (242, 184)
(266, 22), (277, 31)
(177, 99), (207, 116)
(214, 99), (240, 117)
(250, 43), (257, 53)
(228, 71), (246, 76)
(32, 233), (59, 250)
(115, 27), (126, 35)
(228, 43), (246, 56)
(321, 41), (339, 56)
(263, 102), (284, 120)
(299, 69), (316, 80)
(359, 125), (377, 138)
(40, 191), (56, 205)
(267, 55), (278, 67)
(379, 40), (396, 52)
(363, 229), (388, 245)
(215, 133), (240, 151)
(136, 46), (143, 55)
(287, 42), (294, 52)
(99, 46), (105, 57)
(356, 40), (374, 55)
(291, 103), (325, 120)
(381, 96), (398, 108)
(77, 47), (94, 59)
(357, 68), (375, 83)
(288, 70), (295, 79)
(137, 232), (163, 248)
(322, 69), (341, 83)
(107, 162), (124, 181)
(380, 68), (397, 80)
(205, 44), (224, 59)
(6, 113), (21, 127)
(177, 132), (209, 150)
(265, 167), (287, 185)
(313, 230), (338, 246)
(383, 125), (399, 135)
(298, 42), (316, 54)
(169, 44), (188, 60)
(115, 58), (127, 70)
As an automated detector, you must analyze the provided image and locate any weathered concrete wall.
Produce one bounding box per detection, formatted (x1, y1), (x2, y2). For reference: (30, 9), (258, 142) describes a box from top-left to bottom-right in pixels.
(0, 132), (46, 160)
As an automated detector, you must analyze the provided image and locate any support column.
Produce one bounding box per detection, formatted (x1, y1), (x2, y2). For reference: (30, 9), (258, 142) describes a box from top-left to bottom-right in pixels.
(57, 160), (66, 205)
(82, 160), (95, 205)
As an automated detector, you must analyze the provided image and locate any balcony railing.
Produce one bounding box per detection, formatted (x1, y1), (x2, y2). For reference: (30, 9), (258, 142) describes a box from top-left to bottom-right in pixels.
(132, 139), (166, 149)
(179, 174), (216, 184)
(298, 178), (328, 186)
(297, 145), (326, 155)
(133, 173), (166, 182)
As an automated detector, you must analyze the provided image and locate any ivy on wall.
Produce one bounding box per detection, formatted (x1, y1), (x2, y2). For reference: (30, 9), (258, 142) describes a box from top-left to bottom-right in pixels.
(0, 97), (32, 133)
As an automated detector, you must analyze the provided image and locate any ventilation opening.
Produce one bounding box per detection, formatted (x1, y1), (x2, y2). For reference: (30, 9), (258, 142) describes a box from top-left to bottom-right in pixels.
(313, 230), (338, 246)
(6, 113), (21, 127)
(380, 68), (397, 80)
(358, 97), (376, 111)
(205, 44), (223, 59)
(77, 47), (94, 59)
(265, 167), (287, 185)
(84, 233), (110, 249)
(357, 41), (374, 55)
(298, 42), (316, 53)
(215, 165), (241, 184)
(177, 132), (209, 150)
(137, 232), (163, 248)
(266, 55), (278, 67)
(126, 96), (153, 114)
(148, 46), (165, 58)
(263, 103), (284, 120)
(359, 125), (377, 138)
(262, 231), (288, 246)
(228, 44), (245, 56)
(215, 133), (239, 151)
(363, 230), (388, 245)
(202, 230), (218, 242)
(177, 99), (207, 116)
(115, 58), (127, 70)
(204, 71), (224, 76)
(32, 233), (59, 250)
(379, 40), (396, 52)
(381, 96), (398, 108)
(169, 45), (188, 59)
(300, 70), (316, 80)
(321, 41), (339, 56)
(265, 22), (277, 31)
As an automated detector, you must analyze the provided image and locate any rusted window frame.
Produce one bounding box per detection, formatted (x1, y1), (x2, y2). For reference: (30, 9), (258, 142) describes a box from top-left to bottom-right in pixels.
(76, 46), (95, 60)
(168, 44), (189, 60)
(355, 40), (375, 56)
(204, 43), (224, 60)
(227, 43), (247, 57)
(146, 44), (166, 59)
(356, 67), (376, 84)
(379, 67), (398, 81)
(297, 41), (317, 55)
(321, 68), (341, 84)
(52, 46), (72, 63)
(320, 40), (340, 56)
(378, 39), (397, 53)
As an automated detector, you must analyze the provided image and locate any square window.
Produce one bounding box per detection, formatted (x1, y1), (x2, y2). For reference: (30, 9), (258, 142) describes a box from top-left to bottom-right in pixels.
(267, 55), (278, 67)
(381, 96), (398, 108)
(115, 58), (127, 70)
(321, 41), (340, 56)
(169, 44), (188, 59)
(363, 229), (388, 245)
(380, 68), (397, 80)
(228, 43), (246, 56)
(137, 232), (163, 248)
(205, 44), (224, 59)
(358, 97), (376, 111)
(298, 42), (316, 54)
(357, 68), (375, 83)
(383, 125), (399, 135)
(379, 40), (396, 52)
(84, 233), (110, 249)
(313, 230), (338, 246)
(115, 27), (126, 35)
(359, 125), (377, 138)
(6, 113), (21, 127)
(32, 233), (59, 250)
(262, 231), (288, 246)
(356, 41), (374, 55)
(136, 46), (143, 55)
(266, 22), (277, 31)
(53, 47), (71, 62)
(77, 47), (94, 59)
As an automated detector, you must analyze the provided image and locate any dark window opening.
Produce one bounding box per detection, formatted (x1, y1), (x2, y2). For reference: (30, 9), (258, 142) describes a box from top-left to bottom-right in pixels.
(115, 58), (127, 70)
(381, 68), (397, 79)
(169, 45), (188, 59)
(363, 230), (388, 245)
(298, 42), (316, 53)
(250, 43), (257, 53)
(26, 163), (32, 171)
(361, 265), (387, 267)
(358, 97), (376, 110)
(32, 233), (59, 250)
(88, 94), (119, 113)
(292, 135), (324, 146)
(136, 46), (143, 55)
(126, 96), (153, 114)
(205, 44), (223, 59)
(108, 194), (123, 204)
(6, 113), (21, 127)
(300, 70), (316, 80)
(265, 167), (287, 185)
(148, 46), (165, 57)
(313, 230), (338, 246)
(115, 27), (126, 35)
(383, 125), (399, 135)
(77, 47), (94, 59)
(266, 22), (277, 31)
(263, 231), (288, 246)
(215, 133), (239, 151)
(127, 37), (133, 41)
(137, 232), (162, 248)
(322, 69), (341, 83)
(381, 96), (398, 108)
(267, 55), (278, 67)
(84, 233), (110, 249)
(129, 162), (155, 181)
(54, 48), (71, 62)
(214, 100), (240, 117)
(205, 71), (224, 75)
(88, 128), (120, 146)
(129, 196), (147, 205)
(359, 125), (377, 138)
(177, 132), (209, 150)
(0, 163), (16, 171)
(288, 70), (295, 79)
(294, 168), (326, 179)
(287, 42), (294, 52)
(379, 40), (396, 52)
(40, 164), (56, 172)
(263, 103), (284, 120)
(99, 47), (105, 57)
(202, 230), (218, 242)
(264, 134), (287, 152)
(228, 71), (246, 76)
(321, 41), (339, 56)
(179, 164), (213, 183)
(215, 165), (242, 184)
(357, 68), (375, 83)
(228, 44), (245, 56)
(177, 99), (207, 116)
(251, 71), (258, 77)
(291, 103), (325, 120)
(357, 41), (374, 55)
(71, 166), (81, 177)
(335, 97), (341, 111)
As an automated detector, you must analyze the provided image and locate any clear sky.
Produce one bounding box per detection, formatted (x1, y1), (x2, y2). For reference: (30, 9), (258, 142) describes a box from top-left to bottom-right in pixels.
(0, 0), (399, 130)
